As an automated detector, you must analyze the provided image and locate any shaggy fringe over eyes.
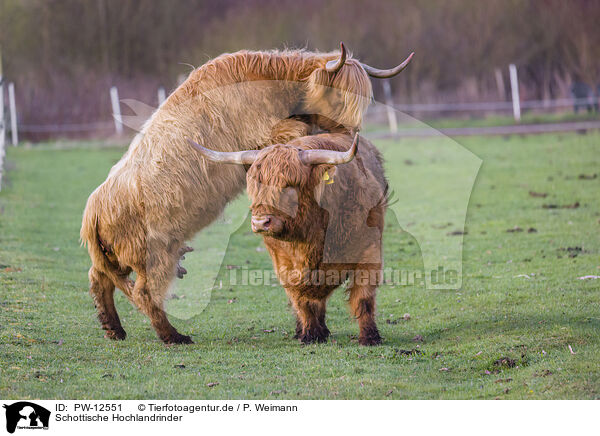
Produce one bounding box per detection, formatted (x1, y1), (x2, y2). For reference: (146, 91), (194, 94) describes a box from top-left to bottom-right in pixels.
(247, 145), (311, 209)
(304, 58), (373, 129)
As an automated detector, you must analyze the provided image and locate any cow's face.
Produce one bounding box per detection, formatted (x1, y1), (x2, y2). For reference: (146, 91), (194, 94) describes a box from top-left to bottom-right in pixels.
(187, 134), (358, 240)
(246, 145), (321, 240)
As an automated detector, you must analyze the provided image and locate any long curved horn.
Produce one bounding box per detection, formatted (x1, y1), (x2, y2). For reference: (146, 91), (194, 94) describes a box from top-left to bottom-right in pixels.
(325, 42), (347, 74)
(187, 139), (260, 165)
(300, 133), (359, 165)
(361, 52), (414, 78)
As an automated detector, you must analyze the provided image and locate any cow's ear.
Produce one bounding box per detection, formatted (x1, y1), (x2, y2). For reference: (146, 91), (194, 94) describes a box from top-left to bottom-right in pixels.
(324, 166), (337, 183)
(312, 164), (336, 184)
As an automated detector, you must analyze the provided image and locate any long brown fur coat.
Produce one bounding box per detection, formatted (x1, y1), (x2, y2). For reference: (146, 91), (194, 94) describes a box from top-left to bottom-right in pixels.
(80, 48), (373, 343)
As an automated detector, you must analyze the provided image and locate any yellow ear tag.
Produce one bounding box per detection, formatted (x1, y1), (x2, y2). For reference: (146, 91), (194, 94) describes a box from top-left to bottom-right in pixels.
(323, 170), (334, 184)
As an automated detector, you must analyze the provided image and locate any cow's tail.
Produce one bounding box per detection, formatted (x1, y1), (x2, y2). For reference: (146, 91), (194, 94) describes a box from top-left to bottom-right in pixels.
(80, 198), (132, 293)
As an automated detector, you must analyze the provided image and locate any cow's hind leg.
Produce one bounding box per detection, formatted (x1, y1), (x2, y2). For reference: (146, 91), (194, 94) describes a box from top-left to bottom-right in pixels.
(131, 244), (193, 344)
(348, 281), (382, 346)
(89, 267), (126, 340)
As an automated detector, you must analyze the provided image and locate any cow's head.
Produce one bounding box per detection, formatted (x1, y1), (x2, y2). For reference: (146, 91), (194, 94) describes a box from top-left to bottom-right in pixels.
(303, 42), (414, 130)
(188, 134), (358, 240)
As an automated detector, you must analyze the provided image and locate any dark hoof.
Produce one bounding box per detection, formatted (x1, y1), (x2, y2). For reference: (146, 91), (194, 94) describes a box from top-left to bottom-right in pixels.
(163, 333), (194, 345)
(104, 328), (127, 340)
(358, 332), (382, 346)
(299, 330), (328, 345)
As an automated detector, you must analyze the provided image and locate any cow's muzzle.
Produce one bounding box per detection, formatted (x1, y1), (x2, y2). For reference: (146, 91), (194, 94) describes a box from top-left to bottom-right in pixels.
(251, 215), (283, 234)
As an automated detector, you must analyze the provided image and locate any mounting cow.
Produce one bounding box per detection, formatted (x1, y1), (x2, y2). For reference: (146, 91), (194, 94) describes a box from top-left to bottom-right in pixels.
(81, 44), (411, 344)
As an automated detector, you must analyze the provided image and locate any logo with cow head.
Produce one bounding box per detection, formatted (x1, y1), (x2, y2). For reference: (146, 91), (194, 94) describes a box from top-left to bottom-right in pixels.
(2, 402), (50, 434)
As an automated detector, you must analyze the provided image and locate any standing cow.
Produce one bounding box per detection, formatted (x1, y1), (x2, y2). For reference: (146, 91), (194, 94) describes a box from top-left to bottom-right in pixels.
(81, 44), (411, 344)
(189, 133), (387, 345)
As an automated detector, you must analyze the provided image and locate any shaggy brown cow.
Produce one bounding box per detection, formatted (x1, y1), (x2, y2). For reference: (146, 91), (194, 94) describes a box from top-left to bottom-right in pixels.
(81, 45), (410, 344)
(189, 133), (387, 345)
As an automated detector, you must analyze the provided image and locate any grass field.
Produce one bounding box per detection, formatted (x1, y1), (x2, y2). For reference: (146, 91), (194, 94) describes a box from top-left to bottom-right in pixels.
(363, 109), (600, 133)
(1, 131), (599, 399)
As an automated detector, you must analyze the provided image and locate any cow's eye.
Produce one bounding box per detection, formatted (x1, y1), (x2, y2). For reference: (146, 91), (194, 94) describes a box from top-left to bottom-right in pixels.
(278, 187), (299, 216)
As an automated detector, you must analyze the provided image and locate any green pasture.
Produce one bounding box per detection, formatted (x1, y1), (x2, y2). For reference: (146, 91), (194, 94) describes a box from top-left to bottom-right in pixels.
(0, 131), (598, 399)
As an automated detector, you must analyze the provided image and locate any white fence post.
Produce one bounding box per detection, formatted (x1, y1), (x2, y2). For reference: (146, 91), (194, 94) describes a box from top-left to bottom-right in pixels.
(381, 80), (398, 133)
(110, 86), (123, 135)
(8, 82), (17, 145)
(157, 86), (166, 105)
(509, 64), (521, 122)
(0, 46), (5, 192)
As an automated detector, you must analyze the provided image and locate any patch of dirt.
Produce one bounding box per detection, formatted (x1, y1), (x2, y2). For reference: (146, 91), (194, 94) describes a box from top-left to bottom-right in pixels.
(387, 314), (411, 324)
(534, 369), (553, 377)
(494, 378), (513, 383)
(543, 202), (580, 209)
(529, 191), (548, 198)
(578, 173), (597, 180)
(394, 348), (422, 356)
(558, 246), (587, 258)
(447, 230), (467, 236)
(493, 357), (516, 368)
(506, 226), (523, 233)
(166, 293), (181, 300)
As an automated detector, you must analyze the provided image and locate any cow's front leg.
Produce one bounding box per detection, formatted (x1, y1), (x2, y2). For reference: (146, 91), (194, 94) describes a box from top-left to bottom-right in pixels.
(293, 316), (302, 339)
(291, 296), (329, 344)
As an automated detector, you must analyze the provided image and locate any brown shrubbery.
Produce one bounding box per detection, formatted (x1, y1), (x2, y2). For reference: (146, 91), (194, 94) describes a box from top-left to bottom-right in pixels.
(1, 0), (599, 138)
